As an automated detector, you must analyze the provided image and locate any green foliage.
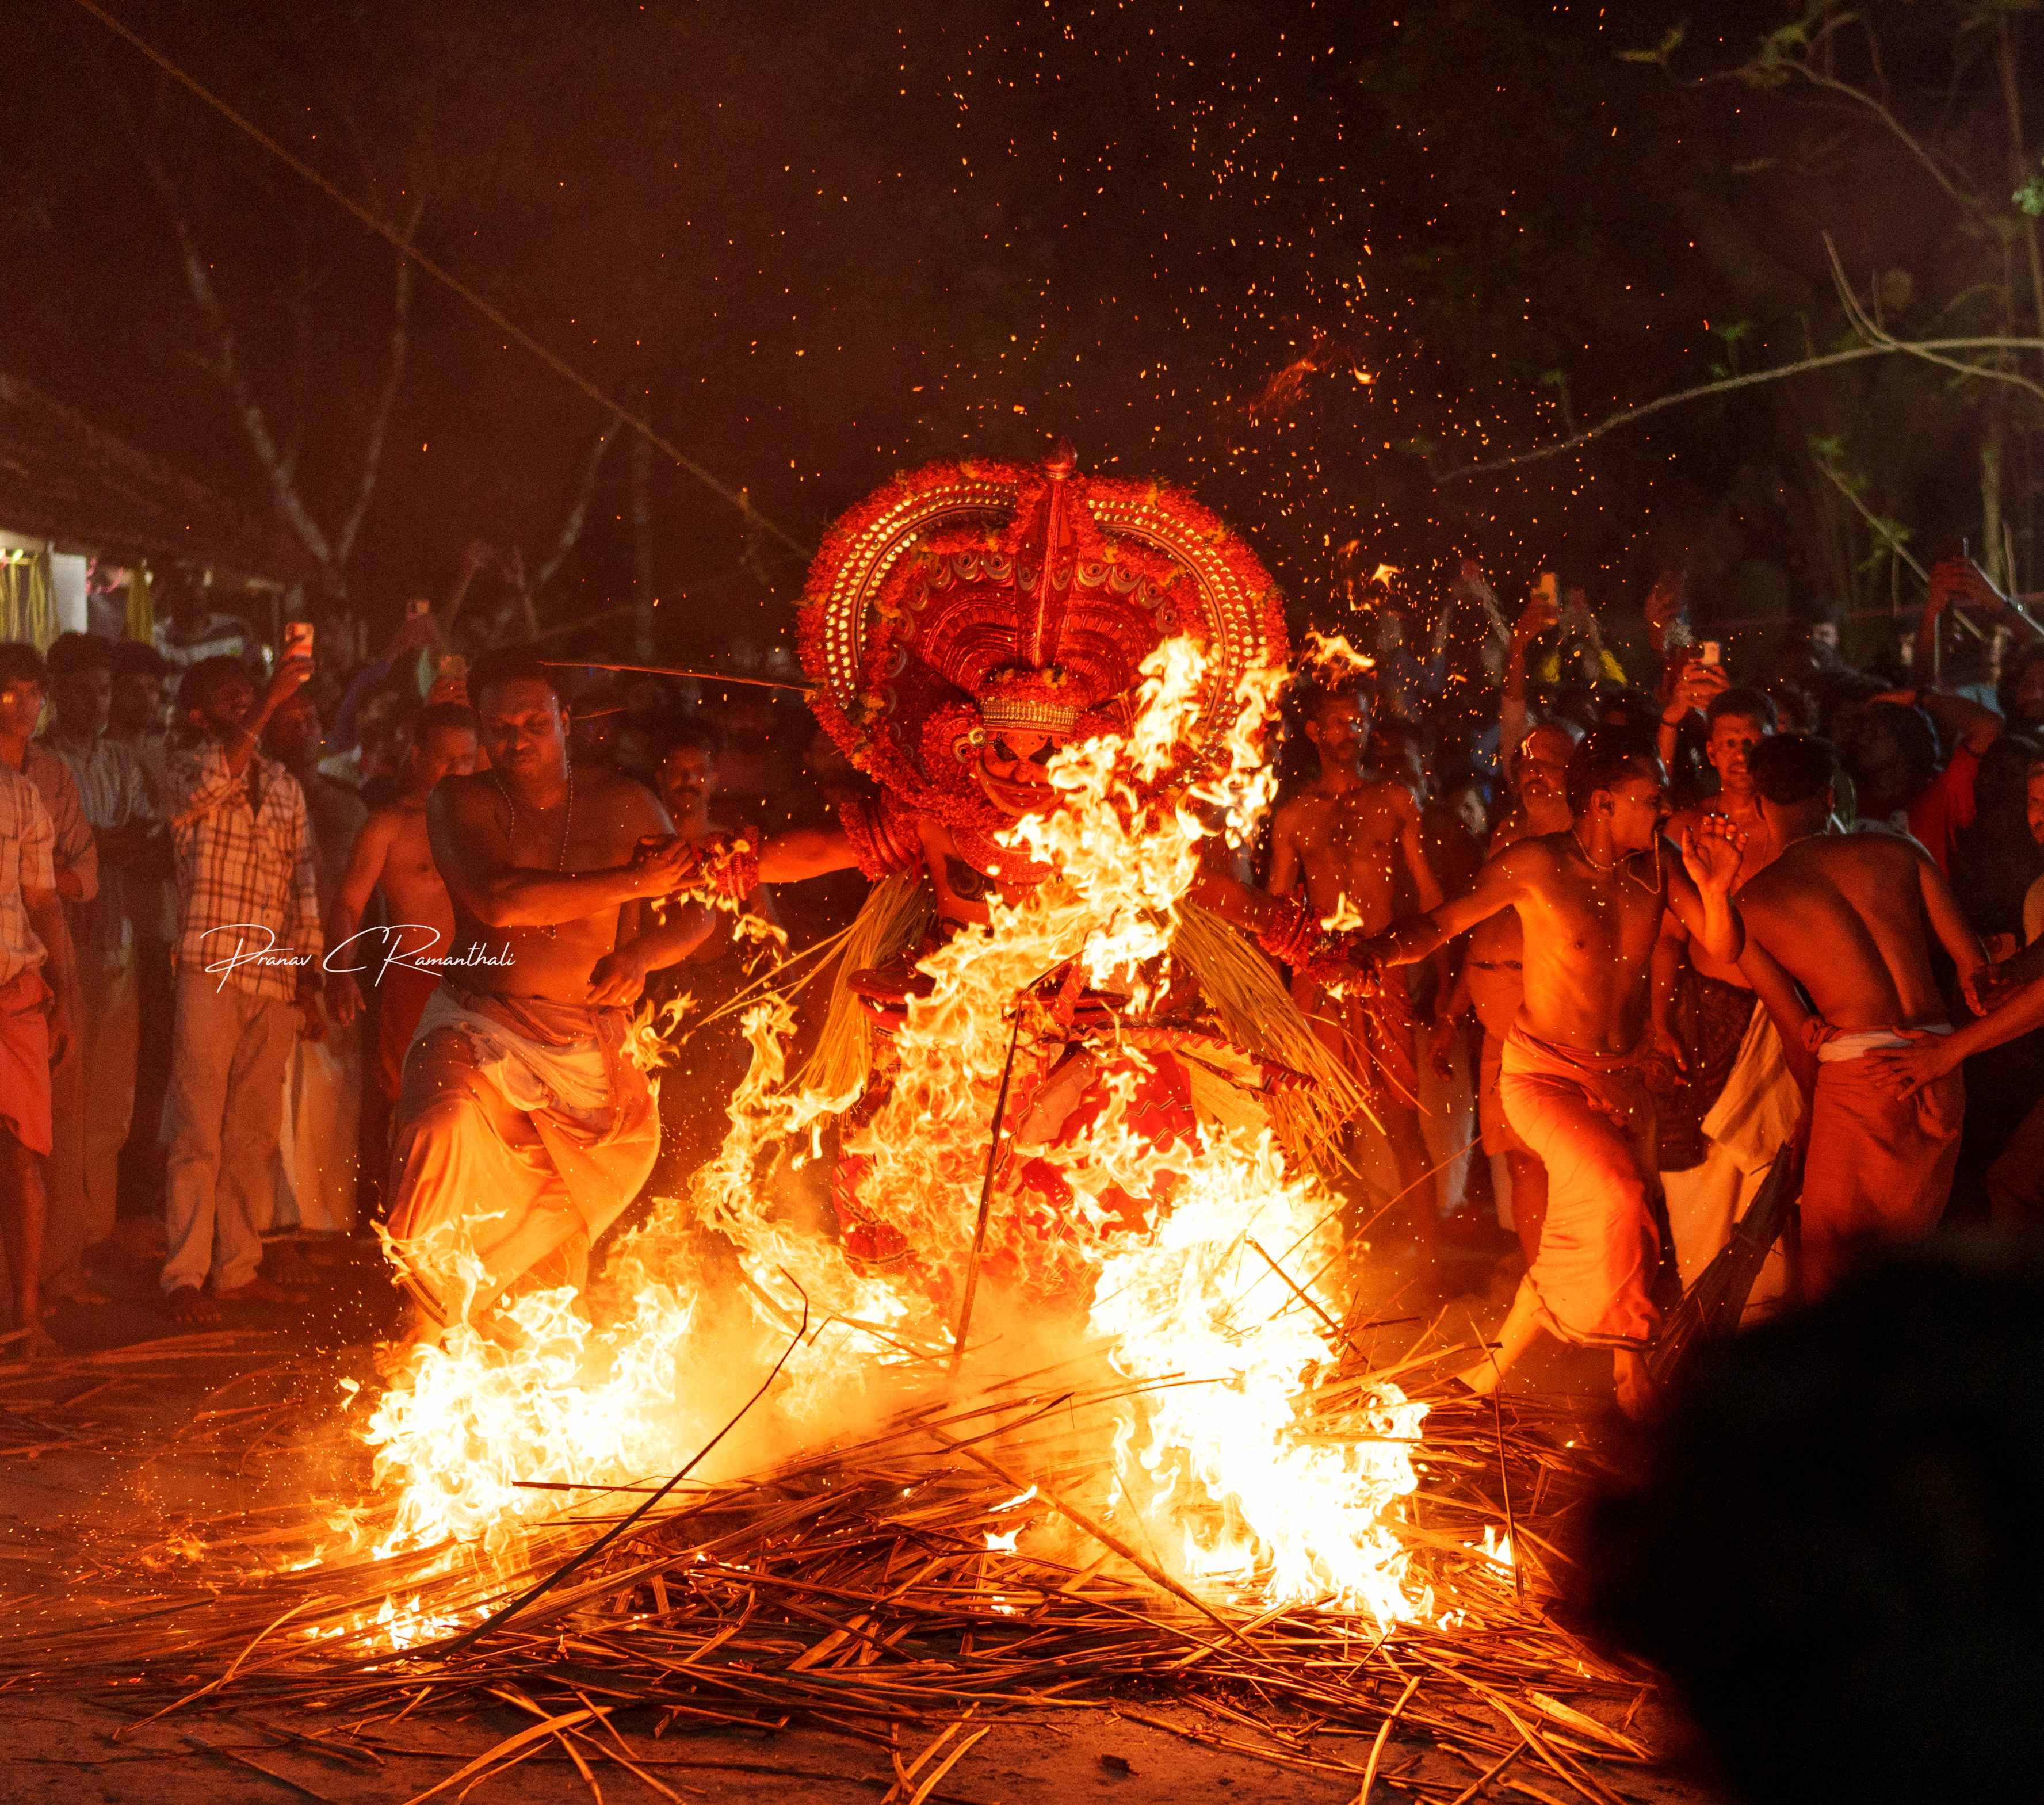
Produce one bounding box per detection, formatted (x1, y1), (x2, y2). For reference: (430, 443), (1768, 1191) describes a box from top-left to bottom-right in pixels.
(2016, 160), (2044, 219)
(1619, 22), (1687, 67)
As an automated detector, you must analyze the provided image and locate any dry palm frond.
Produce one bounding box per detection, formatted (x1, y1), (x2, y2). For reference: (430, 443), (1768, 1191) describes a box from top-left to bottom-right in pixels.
(1171, 901), (1375, 1162)
(1649, 1140), (1801, 1386)
(792, 873), (936, 1100)
(0, 1341), (1656, 1805)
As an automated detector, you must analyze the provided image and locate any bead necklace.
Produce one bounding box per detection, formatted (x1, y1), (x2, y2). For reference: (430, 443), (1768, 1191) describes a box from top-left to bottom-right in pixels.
(494, 756), (575, 938)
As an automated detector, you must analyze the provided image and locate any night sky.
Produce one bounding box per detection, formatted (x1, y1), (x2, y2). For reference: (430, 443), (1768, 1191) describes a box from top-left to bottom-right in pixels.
(0, 1), (2004, 661)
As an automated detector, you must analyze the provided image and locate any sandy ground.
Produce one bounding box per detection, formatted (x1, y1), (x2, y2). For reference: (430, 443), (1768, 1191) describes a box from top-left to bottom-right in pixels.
(0, 1232), (1727, 1805)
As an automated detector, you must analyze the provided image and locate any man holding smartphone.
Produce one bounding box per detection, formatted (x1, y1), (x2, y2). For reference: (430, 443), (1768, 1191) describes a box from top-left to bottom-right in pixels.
(158, 650), (323, 1325)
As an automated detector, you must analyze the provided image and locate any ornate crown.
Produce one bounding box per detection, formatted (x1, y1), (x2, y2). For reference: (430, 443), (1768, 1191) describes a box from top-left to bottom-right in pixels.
(796, 443), (1286, 833)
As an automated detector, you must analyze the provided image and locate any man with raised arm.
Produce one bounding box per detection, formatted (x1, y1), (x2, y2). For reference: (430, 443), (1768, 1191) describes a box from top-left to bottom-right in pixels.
(384, 651), (709, 1336)
(1733, 734), (1989, 1296)
(1361, 732), (1749, 1418)
(1266, 681), (1446, 1257)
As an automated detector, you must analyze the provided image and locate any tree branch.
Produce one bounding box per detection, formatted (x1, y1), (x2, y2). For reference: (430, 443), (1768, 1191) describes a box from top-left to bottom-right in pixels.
(140, 151), (339, 586)
(1429, 331), (2044, 483)
(333, 193), (423, 571)
(1824, 235), (2044, 411)
(1785, 20), (1986, 220)
(533, 422), (617, 593)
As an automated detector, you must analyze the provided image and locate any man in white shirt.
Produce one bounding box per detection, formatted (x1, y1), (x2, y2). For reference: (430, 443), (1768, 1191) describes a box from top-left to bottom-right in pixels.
(40, 633), (156, 1302)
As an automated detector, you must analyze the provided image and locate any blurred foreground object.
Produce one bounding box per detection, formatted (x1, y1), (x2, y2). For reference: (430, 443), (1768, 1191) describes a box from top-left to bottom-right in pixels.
(1587, 1237), (2044, 1804)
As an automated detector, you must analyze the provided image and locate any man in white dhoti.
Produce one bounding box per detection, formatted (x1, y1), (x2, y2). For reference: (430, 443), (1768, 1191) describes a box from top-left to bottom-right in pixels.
(265, 686), (368, 1247)
(384, 650), (708, 1332)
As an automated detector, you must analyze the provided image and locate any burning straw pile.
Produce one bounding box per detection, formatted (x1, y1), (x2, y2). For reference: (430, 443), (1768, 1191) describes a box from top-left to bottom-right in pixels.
(0, 1334), (1656, 1805)
(0, 641), (1665, 1799)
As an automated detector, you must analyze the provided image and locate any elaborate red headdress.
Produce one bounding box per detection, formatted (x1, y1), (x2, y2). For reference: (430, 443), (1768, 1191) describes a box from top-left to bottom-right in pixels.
(798, 445), (1287, 850)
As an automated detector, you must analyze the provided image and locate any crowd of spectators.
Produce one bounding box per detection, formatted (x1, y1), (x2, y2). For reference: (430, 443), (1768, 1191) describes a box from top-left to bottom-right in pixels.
(0, 542), (2042, 1350)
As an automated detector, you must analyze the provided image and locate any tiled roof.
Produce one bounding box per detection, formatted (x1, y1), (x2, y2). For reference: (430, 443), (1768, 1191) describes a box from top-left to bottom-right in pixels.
(0, 370), (319, 586)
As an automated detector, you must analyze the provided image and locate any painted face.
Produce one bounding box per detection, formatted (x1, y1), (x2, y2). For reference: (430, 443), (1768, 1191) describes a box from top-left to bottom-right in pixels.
(477, 679), (567, 783)
(1707, 712), (1770, 792)
(0, 675), (45, 740)
(972, 725), (1061, 817)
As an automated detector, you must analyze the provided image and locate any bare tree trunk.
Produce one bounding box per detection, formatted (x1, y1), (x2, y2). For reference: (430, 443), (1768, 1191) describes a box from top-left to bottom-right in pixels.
(1999, 16), (2044, 351)
(533, 424), (616, 590)
(142, 156), (422, 609)
(630, 422), (655, 661)
(1983, 414), (2007, 591)
(147, 155), (341, 592)
(334, 197), (425, 572)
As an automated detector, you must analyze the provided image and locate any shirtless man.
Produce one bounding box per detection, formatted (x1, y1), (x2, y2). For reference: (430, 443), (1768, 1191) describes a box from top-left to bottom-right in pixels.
(1364, 732), (1748, 1417)
(1650, 687), (1779, 1152)
(383, 652), (710, 1333)
(324, 703), (482, 1103)
(1267, 683), (1445, 1254)
(1428, 720), (1577, 1264)
(637, 722), (782, 1194)
(1733, 734), (1988, 1296)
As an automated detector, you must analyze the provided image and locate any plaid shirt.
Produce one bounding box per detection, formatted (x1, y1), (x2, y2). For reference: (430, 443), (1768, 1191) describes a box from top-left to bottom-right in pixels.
(166, 740), (323, 1004)
(0, 763), (56, 989)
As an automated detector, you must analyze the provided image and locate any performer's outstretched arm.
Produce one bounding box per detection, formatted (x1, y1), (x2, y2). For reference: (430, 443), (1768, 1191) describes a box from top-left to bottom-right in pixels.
(757, 824), (862, 882)
(1370, 843), (1529, 969)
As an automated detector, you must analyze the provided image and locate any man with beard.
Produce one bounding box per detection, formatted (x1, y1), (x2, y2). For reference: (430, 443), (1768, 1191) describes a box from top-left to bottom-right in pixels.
(1364, 733), (1749, 1418)
(1266, 682), (1446, 1261)
(383, 651), (708, 1335)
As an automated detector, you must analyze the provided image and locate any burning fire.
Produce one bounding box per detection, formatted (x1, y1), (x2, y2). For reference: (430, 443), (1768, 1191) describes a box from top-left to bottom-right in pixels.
(352, 634), (1429, 1627)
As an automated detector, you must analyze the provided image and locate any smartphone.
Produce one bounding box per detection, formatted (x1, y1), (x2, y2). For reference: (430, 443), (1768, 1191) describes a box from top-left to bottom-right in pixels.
(1699, 640), (1721, 667)
(406, 597), (431, 621)
(282, 619), (315, 663)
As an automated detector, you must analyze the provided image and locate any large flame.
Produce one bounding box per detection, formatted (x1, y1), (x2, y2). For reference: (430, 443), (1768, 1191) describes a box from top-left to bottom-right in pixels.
(355, 635), (1427, 1626)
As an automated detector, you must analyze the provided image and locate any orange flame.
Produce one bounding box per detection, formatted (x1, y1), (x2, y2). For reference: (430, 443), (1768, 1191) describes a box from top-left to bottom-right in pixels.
(352, 636), (1428, 1626)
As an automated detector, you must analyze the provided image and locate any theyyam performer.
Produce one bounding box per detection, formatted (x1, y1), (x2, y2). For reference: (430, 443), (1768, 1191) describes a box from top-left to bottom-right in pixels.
(677, 443), (1366, 1297)
(382, 649), (712, 1333)
(1362, 731), (1748, 1417)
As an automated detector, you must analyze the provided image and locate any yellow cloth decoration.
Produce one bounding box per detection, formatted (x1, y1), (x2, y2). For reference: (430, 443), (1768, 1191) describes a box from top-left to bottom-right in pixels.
(0, 552), (56, 649)
(126, 565), (154, 643)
